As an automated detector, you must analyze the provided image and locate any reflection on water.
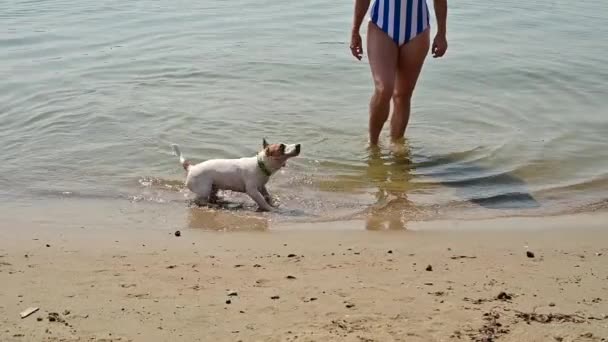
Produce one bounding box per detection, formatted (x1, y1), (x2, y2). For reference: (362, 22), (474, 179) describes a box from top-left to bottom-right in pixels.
(364, 140), (419, 230)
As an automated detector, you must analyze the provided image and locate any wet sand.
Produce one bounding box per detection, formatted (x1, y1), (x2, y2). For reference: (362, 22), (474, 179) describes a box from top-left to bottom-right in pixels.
(1, 214), (608, 341)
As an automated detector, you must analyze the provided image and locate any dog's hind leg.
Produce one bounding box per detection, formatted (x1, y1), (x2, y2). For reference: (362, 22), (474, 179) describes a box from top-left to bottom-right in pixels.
(208, 185), (220, 204)
(192, 181), (214, 207)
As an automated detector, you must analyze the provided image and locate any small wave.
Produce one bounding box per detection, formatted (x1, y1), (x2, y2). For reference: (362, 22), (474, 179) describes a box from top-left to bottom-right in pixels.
(138, 176), (185, 192)
(469, 192), (540, 210)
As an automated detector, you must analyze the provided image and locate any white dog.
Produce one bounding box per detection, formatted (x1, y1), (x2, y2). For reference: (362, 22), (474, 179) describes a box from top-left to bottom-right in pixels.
(172, 139), (300, 211)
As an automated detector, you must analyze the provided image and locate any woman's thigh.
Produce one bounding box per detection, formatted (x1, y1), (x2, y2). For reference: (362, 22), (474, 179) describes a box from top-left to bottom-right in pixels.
(366, 22), (399, 93)
(394, 28), (430, 97)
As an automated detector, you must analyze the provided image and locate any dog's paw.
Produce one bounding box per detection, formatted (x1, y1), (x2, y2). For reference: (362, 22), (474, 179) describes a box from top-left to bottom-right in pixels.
(264, 198), (278, 208)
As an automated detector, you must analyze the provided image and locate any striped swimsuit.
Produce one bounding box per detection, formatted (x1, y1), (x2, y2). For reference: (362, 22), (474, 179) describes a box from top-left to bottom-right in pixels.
(370, 0), (430, 46)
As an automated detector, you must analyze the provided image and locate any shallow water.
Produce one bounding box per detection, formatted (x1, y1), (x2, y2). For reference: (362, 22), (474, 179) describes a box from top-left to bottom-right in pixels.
(2, 0), (607, 230)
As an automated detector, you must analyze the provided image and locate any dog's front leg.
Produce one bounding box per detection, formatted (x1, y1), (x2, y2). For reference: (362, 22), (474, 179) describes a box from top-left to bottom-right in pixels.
(259, 186), (277, 207)
(246, 186), (274, 212)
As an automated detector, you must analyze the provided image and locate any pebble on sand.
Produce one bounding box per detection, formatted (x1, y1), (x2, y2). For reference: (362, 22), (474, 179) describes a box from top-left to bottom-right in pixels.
(19, 307), (39, 319)
(426, 265), (433, 272)
(496, 291), (513, 301)
(526, 251), (535, 258)
(174, 231), (181, 237)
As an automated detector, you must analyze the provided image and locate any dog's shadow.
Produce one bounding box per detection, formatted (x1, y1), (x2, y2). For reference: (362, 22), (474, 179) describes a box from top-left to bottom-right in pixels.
(186, 198), (313, 231)
(187, 195), (310, 217)
(187, 204), (269, 231)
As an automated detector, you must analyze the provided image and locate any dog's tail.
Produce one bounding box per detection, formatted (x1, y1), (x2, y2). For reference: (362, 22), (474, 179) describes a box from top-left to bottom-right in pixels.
(171, 144), (191, 171)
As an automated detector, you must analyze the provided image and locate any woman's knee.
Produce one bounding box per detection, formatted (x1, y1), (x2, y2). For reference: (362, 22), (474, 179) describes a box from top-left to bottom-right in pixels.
(373, 82), (394, 103)
(392, 89), (413, 106)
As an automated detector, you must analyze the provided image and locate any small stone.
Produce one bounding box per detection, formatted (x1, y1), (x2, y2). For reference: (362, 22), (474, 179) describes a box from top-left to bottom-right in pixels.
(345, 303), (355, 308)
(37, 317), (43, 322)
(46, 244), (51, 248)
(174, 231), (181, 237)
(387, 250), (393, 254)
(271, 295), (280, 300)
(253, 264), (261, 268)
(287, 254), (296, 258)
(526, 251), (535, 258)
(225, 299), (231, 305)
(426, 265), (433, 272)
(496, 291), (512, 301)
(228, 291), (238, 297)
(286, 275), (296, 280)
(310, 297), (318, 301)
(549, 302), (556, 307)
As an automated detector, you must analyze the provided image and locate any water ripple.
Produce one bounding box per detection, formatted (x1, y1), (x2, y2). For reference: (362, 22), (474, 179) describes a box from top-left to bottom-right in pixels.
(1, 0), (607, 224)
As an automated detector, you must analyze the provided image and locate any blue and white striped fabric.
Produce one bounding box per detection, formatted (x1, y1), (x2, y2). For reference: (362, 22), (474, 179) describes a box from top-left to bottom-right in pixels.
(370, 0), (430, 46)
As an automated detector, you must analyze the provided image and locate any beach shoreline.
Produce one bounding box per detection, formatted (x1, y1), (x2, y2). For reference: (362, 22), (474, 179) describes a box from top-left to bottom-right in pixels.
(1, 213), (607, 341)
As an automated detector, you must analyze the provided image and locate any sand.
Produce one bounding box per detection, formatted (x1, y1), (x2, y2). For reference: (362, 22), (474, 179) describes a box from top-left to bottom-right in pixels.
(1, 214), (607, 342)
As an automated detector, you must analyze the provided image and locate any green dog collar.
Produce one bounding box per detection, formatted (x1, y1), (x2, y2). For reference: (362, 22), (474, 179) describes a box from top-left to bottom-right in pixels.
(257, 156), (272, 177)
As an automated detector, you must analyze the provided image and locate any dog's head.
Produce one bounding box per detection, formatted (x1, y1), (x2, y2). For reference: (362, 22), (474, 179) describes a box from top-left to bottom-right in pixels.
(260, 138), (301, 171)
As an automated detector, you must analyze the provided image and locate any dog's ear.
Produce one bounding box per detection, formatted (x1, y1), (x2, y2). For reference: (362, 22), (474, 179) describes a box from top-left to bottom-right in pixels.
(262, 138), (269, 149)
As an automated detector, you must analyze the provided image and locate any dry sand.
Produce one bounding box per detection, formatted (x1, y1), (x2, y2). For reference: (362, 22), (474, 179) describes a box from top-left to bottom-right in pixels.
(1, 214), (608, 342)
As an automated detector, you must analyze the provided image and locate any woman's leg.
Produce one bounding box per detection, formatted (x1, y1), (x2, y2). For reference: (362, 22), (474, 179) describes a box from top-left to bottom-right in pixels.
(366, 22), (399, 146)
(390, 28), (430, 141)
